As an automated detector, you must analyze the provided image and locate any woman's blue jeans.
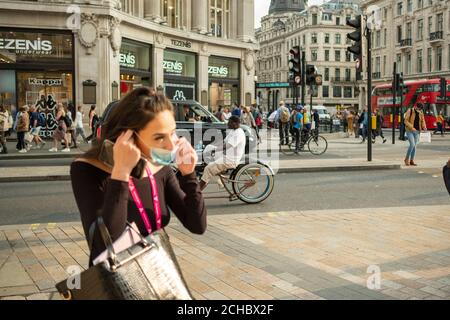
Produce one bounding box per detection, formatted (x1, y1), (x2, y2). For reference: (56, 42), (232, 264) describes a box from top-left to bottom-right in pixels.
(406, 131), (420, 160)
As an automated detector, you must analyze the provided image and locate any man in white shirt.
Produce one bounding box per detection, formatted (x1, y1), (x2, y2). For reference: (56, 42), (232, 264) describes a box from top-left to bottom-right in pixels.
(199, 116), (246, 190)
(74, 105), (88, 143)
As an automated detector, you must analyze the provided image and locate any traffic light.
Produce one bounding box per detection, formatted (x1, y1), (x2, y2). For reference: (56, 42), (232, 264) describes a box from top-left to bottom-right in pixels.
(306, 65), (316, 86)
(395, 73), (404, 93)
(440, 77), (447, 98)
(346, 15), (362, 73)
(289, 46), (301, 85)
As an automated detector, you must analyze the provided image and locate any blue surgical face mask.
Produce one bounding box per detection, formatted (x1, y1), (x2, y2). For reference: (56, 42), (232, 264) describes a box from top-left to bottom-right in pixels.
(136, 133), (178, 166)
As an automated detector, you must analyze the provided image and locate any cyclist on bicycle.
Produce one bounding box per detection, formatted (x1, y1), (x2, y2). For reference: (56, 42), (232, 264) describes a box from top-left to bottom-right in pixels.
(199, 116), (246, 191)
(292, 105), (304, 154)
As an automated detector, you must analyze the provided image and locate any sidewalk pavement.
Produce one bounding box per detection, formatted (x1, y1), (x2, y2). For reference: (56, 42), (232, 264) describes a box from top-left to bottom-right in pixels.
(1, 205), (450, 300)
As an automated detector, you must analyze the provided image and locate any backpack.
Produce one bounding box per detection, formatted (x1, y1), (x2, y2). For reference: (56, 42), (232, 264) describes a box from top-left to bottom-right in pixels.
(63, 114), (73, 128)
(255, 114), (262, 126)
(37, 113), (46, 127)
(290, 110), (298, 124)
(280, 107), (290, 123)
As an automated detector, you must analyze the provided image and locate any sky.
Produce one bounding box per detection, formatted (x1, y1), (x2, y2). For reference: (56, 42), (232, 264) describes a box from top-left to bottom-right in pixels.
(255, 0), (325, 28)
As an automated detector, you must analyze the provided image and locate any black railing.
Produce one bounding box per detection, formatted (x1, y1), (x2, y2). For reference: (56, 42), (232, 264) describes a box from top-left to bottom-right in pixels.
(430, 31), (443, 41)
(399, 38), (412, 47)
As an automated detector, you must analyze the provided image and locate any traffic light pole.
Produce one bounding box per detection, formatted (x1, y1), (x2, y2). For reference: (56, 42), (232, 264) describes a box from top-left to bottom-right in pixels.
(399, 78), (405, 140)
(392, 63), (397, 145)
(301, 51), (306, 107)
(367, 28), (372, 162)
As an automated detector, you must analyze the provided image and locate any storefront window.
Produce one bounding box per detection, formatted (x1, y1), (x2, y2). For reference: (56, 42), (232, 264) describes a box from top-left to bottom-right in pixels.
(164, 49), (196, 78)
(208, 56), (240, 111)
(120, 39), (151, 98)
(0, 70), (16, 108)
(0, 31), (72, 64)
(17, 71), (73, 138)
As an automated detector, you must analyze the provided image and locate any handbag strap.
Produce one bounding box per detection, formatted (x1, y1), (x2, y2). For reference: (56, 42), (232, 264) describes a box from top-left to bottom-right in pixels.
(128, 165), (162, 234)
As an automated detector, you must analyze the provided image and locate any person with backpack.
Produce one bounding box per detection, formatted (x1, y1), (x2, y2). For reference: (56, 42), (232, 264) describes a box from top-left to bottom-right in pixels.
(86, 105), (99, 142)
(29, 105), (46, 149)
(65, 103), (77, 148)
(75, 105), (89, 144)
(49, 103), (70, 152)
(403, 103), (427, 166)
(275, 101), (291, 145)
(292, 105), (304, 154)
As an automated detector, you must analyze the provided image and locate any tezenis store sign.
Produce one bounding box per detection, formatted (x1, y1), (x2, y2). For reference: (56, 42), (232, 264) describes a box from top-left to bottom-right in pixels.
(119, 52), (136, 68)
(208, 65), (229, 78)
(0, 38), (52, 55)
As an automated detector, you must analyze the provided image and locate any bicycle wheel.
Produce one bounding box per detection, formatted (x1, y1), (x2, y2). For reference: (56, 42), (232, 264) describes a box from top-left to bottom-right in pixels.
(279, 135), (295, 155)
(232, 163), (275, 204)
(308, 135), (328, 155)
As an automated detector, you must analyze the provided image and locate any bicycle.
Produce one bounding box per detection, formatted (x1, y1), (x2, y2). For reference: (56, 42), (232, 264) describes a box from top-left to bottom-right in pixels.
(173, 161), (275, 204)
(279, 128), (328, 156)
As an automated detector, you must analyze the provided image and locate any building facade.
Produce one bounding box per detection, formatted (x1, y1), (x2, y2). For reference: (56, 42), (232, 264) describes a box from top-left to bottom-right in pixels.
(256, 0), (361, 113)
(0, 0), (257, 137)
(361, 0), (450, 89)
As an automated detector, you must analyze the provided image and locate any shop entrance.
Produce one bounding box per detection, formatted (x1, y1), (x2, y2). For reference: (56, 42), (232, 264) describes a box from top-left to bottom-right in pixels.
(209, 82), (239, 112)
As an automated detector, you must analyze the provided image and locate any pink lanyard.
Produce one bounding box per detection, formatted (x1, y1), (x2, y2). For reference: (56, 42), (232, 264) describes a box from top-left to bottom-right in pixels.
(128, 166), (162, 233)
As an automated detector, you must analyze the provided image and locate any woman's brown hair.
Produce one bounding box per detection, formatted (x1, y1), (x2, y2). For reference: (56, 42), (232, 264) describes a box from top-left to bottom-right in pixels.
(84, 87), (174, 161)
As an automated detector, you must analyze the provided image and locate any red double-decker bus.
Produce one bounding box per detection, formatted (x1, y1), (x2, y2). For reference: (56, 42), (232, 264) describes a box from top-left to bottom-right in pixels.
(372, 78), (450, 129)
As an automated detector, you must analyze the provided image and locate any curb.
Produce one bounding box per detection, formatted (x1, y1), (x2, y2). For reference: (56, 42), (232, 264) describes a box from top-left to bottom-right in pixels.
(0, 163), (401, 183)
(0, 153), (81, 160)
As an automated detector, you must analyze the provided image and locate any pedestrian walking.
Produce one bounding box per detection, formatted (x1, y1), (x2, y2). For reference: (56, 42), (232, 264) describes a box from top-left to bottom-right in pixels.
(347, 111), (354, 137)
(312, 108), (320, 134)
(49, 103), (70, 152)
(0, 105), (10, 154)
(292, 105), (304, 154)
(16, 106), (30, 153)
(354, 113), (360, 138)
(75, 105), (88, 144)
(275, 101), (291, 145)
(360, 107), (369, 142)
(71, 86), (207, 271)
(404, 103), (427, 166)
(231, 102), (241, 117)
(372, 109), (387, 143)
(434, 111), (445, 136)
(28, 105), (46, 149)
(342, 108), (349, 133)
(65, 103), (78, 148)
(86, 105), (99, 141)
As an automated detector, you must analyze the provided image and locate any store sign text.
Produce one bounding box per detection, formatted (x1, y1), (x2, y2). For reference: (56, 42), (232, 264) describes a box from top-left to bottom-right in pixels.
(29, 78), (62, 86)
(0, 38), (53, 55)
(120, 52), (136, 68)
(163, 60), (184, 74)
(171, 39), (192, 48)
(208, 65), (229, 78)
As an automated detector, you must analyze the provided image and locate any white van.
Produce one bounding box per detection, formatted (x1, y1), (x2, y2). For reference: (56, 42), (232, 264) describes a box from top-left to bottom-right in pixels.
(304, 105), (331, 123)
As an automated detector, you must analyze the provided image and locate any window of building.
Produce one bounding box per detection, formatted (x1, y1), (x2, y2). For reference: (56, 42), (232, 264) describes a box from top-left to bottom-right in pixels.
(407, 22), (412, 40)
(336, 17), (340, 25)
(437, 13), (443, 32)
(376, 30), (381, 47)
(397, 2), (403, 16)
(312, 14), (318, 25)
(448, 44), (450, 69)
(162, 0), (183, 29)
(383, 56), (387, 75)
(418, 0), (423, 8)
(346, 15), (352, 23)
(417, 19), (423, 40)
(406, 53), (412, 74)
(311, 33), (318, 44)
(333, 86), (342, 98)
(311, 49), (318, 61)
(428, 16), (433, 34)
(209, 0), (230, 37)
(436, 46), (442, 71)
(322, 13), (332, 21)
(384, 29), (387, 46)
(335, 50), (341, 62)
(407, 0), (413, 12)
(427, 47), (432, 71)
(335, 68), (340, 80)
(335, 34), (341, 44)
(325, 68), (329, 81)
(345, 68), (351, 81)
(344, 86), (352, 98)
(376, 57), (381, 74)
(397, 54), (402, 73)
(397, 25), (402, 43)
(384, 8), (388, 20)
(322, 86), (329, 98)
(417, 49), (423, 73)
(325, 33), (330, 43)
(325, 50), (330, 61)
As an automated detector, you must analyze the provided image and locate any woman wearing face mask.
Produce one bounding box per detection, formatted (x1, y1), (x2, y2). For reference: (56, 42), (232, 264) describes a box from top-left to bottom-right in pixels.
(70, 87), (207, 266)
